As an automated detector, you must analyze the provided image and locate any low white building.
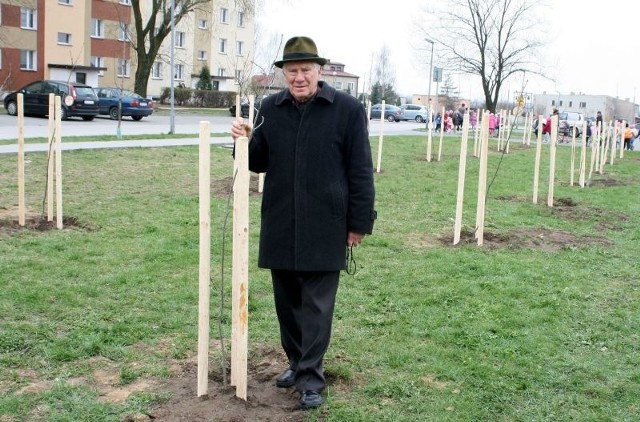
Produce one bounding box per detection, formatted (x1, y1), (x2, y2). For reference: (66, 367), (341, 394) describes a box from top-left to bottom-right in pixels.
(532, 93), (637, 123)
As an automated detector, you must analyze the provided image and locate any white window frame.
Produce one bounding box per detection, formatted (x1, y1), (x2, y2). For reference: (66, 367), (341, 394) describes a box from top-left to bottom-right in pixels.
(217, 68), (225, 77)
(220, 8), (228, 24)
(20, 50), (36, 70)
(198, 19), (207, 29)
(347, 82), (355, 92)
(118, 23), (130, 41)
(20, 7), (37, 30)
(91, 19), (104, 38)
(236, 41), (244, 56)
(197, 50), (207, 61)
(237, 11), (244, 27)
(58, 0), (72, 5)
(91, 56), (105, 76)
(219, 38), (227, 54)
(175, 31), (185, 48)
(57, 32), (72, 45)
(152, 61), (163, 79)
(174, 64), (185, 81)
(117, 59), (130, 77)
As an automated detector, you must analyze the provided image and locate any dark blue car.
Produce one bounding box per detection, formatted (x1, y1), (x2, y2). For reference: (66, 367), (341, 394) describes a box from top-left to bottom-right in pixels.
(95, 87), (154, 121)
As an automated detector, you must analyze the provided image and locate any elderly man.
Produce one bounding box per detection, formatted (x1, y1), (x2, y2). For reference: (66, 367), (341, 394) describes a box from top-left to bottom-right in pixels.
(231, 36), (376, 409)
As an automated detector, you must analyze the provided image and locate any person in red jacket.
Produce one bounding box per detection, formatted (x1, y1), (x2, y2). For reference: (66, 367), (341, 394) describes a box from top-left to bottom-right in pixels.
(543, 109), (558, 143)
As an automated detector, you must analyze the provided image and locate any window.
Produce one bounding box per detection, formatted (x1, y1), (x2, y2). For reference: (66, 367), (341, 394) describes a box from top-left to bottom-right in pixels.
(21, 7), (37, 30)
(347, 82), (355, 92)
(92, 19), (104, 38)
(58, 0), (72, 5)
(237, 11), (244, 27)
(57, 32), (72, 45)
(20, 50), (36, 70)
(551, 100), (556, 106)
(197, 50), (207, 60)
(118, 23), (130, 41)
(117, 59), (130, 77)
(174, 64), (184, 80)
(91, 56), (105, 76)
(219, 38), (227, 54)
(175, 31), (185, 48)
(152, 61), (162, 79)
(220, 8), (228, 23)
(236, 41), (244, 56)
(559, 100), (563, 107)
(334, 81), (343, 90)
(217, 68), (225, 77)
(569, 101), (573, 107)
(579, 102), (587, 108)
(198, 19), (207, 29)
(120, 0), (131, 5)
(235, 70), (241, 81)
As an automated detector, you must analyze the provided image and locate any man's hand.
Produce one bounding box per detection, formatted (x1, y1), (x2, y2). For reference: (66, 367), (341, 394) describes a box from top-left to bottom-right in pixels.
(347, 232), (365, 247)
(231, 118), (252, 141)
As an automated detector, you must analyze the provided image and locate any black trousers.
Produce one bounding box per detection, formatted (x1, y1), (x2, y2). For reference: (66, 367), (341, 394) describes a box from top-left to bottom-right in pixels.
(271, 269), (340, 392)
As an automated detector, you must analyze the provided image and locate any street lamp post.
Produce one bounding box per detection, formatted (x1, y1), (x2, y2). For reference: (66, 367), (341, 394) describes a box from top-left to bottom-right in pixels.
(425, 37), (435, 127)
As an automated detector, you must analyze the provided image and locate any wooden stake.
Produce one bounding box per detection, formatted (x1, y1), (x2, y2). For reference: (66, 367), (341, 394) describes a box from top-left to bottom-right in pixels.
(579, 121), (587, 188)
(376, 101), (385, 171)
(231, 136), (250, 400)
(547, 115), (558, 207)
(475, 111), (489, 245)
(47, 93), (55, 221)
(425, 102), (432, 162)
(453, 113), (470, 245)
(55, 96), (63, 229)
(570, 123), (576, 186)
(438, 106), (445, 159)
(197, 121), (211, 398)
(17, 94), (25, 226)
(532, 115), (543, 204)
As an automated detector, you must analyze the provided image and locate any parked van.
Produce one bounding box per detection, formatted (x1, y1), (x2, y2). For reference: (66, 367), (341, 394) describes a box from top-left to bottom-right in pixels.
(558, 111), (584, 137)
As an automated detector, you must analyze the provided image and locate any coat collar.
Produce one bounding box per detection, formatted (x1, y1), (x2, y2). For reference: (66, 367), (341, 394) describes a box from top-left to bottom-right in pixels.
(275, 81), (336, 106)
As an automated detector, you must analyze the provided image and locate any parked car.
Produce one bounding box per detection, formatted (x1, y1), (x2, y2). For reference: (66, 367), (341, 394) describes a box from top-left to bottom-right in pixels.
(558, 111), (584, 137)
(3, 80), (99, 121)
(400, 104), (428, 123)
(229, 99), (262, 118)
(370, 104), (403, 122)
(95, 87), (154, 121)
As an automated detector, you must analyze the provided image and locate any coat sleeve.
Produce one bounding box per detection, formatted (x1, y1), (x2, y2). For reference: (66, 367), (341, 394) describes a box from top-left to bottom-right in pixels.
(345, 104), (376, 234)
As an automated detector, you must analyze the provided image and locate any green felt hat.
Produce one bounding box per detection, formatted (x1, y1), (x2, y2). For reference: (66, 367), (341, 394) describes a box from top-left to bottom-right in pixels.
(274, 36), (328, 68)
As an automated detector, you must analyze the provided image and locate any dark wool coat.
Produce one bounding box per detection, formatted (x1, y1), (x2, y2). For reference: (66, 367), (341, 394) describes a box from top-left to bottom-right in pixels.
(248, 81), (376, 271)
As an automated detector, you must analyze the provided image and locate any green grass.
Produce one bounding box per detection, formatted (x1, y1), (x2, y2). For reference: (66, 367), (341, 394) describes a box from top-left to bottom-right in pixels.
(1, 134), (639, 421)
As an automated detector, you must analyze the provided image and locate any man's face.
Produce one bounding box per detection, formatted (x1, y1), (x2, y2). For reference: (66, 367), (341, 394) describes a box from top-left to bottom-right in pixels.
(283, 61), (321, 102)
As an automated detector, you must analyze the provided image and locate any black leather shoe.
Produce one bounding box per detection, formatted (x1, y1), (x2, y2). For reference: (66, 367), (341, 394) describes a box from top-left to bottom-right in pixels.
(275, 369), (295, 388)
(300, 390), (324, 409)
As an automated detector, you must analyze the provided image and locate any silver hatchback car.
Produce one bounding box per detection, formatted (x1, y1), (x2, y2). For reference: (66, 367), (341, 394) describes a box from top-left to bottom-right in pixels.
(400, 104), (428, 123)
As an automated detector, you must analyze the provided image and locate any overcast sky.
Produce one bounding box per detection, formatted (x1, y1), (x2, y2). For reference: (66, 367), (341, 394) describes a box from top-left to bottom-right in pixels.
(256, 0), (639, 104)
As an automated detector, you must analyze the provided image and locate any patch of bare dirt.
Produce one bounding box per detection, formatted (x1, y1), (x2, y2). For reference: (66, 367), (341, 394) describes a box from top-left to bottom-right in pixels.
(0, 207), (94, 235)
(211, 174), (263, 198)
(409, 226), (612, 252)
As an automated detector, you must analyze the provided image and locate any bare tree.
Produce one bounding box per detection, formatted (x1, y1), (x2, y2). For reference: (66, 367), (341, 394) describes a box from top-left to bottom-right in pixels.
(421, 0), (546, 113)
(129, 0), (255, 97)
(372, 45), (396, 98)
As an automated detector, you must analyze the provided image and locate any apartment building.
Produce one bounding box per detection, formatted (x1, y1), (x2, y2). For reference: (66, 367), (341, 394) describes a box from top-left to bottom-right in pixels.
(0, 0), (255, 99)
(532, 93), (637, 123)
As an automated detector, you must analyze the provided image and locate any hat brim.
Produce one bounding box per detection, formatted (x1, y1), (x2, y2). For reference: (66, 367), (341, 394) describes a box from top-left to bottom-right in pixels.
(274, 57), (327, 69)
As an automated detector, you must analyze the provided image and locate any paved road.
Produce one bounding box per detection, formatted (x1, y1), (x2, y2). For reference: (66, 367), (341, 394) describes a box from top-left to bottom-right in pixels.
(0, 112), (426, 154)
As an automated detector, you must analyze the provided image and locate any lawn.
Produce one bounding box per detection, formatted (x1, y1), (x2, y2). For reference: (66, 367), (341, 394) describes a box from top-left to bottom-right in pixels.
(1, 133), (638, 421)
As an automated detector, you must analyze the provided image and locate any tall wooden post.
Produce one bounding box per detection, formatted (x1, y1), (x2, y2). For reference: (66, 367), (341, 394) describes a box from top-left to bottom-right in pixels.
(579, 121), (587, 188)
(532, 115), (543, 204)
(547, 114), (558, 207)
(376, 101), (385, 172)
(17, 94), (25, 226)
(47, 93), (55, 221)
(55, 96), (63, 229)
(231, 136), (250, 400)
(453, 113), (470, 245)
(475, 111), (489, 245)
(197, 121), (211, 397)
